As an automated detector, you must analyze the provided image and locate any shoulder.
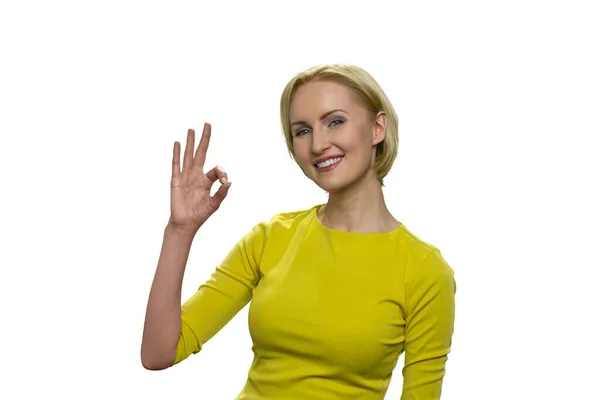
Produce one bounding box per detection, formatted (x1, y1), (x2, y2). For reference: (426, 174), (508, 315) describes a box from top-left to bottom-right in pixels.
(396, 223), (455, 284)
(256, 204), (320, 238)
(238, 205), (320, 264)
(396, 223), (440, 263)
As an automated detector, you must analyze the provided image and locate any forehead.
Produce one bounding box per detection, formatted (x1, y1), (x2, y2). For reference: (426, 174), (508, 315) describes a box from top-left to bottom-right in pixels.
(289, 81), (363, 119)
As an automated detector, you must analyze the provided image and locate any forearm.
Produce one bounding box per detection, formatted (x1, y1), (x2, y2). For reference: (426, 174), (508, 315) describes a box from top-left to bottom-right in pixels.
(141, 224), (197, 370)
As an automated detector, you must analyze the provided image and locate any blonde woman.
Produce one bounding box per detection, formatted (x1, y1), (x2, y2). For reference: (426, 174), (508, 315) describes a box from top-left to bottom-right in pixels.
(141, 64), (457, 399)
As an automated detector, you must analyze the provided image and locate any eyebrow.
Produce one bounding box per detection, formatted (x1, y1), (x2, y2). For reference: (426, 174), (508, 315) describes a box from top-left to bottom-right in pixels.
(290, 109), (347, 127)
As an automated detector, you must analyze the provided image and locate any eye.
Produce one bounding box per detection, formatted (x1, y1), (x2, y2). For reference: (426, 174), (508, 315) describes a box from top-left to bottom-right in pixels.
(329, 119), (344, 127)
(294, 128), (310, 137)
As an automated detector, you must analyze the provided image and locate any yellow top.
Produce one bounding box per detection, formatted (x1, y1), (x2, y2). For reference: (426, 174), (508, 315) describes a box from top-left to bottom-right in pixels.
(174, 204), (456, 399)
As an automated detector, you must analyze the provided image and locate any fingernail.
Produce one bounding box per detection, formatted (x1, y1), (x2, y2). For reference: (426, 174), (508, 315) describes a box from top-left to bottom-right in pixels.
(220, 177), (227, 183)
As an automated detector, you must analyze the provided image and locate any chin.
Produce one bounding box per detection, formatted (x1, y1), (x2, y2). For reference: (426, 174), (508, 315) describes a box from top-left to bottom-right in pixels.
(313, 175), (353, 193)
(312, 168), (375, 194)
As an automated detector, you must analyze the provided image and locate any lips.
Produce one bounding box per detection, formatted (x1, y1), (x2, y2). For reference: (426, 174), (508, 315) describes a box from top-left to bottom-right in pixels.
(312, 154), (345, 166)
(314, 156), (344, 173)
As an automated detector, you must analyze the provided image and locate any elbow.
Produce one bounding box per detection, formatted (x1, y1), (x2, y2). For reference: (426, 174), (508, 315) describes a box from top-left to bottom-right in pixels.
(141, 347), (175, 371)
(142, 359), (170, 371)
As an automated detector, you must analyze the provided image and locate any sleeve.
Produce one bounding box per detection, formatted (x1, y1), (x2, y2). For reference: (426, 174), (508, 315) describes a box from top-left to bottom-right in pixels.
(172, 221), (268, 365)
(401, 249), (456, 400)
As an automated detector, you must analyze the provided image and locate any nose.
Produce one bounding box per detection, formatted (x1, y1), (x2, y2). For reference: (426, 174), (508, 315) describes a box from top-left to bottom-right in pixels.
(310, 126), (331, 155)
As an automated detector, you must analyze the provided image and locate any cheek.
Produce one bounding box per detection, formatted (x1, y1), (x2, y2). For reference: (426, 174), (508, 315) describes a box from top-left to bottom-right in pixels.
(292, 140), (311, 164)
(342, 125), (372, 151)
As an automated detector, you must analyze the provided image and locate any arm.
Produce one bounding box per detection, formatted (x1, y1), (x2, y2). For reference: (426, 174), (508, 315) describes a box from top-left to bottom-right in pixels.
(141, 221), (266, 370)
(401, 249), (456, 399)
(173, 221), (266, 365)
(141, 224), (196, 370)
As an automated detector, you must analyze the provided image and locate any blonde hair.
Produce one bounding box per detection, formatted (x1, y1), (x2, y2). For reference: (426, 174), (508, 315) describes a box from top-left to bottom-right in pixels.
(280, 64), (399, 187)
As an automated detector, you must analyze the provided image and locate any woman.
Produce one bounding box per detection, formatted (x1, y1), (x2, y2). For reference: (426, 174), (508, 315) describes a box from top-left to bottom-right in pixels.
(141, 64), (457, 399)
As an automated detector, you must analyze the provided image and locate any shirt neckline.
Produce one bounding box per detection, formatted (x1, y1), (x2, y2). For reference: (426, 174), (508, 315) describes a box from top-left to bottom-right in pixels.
(310, 203), (404, 239)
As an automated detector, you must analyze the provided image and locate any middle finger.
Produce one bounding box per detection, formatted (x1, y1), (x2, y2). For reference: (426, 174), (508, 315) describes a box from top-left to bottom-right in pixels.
(193, 122), (211, 170)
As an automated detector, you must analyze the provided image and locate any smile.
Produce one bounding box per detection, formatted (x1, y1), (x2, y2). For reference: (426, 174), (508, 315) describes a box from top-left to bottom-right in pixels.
(314, 156), (344, 172)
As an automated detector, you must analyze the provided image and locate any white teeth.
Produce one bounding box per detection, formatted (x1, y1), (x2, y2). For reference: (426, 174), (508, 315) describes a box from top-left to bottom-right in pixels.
(316, 157), (343, 168)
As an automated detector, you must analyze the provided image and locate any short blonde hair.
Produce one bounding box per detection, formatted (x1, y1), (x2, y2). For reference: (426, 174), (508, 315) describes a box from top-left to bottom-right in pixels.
(280, 64), (399, 187)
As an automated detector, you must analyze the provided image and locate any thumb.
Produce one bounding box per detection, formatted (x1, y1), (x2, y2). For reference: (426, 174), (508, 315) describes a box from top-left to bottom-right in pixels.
(210, 181), (232, 210)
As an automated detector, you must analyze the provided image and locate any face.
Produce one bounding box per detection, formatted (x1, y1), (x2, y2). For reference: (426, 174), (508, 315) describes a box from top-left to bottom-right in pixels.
(289, 80), (386, 193)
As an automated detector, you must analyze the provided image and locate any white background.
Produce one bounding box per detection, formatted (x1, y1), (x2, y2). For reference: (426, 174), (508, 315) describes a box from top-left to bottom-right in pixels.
(1, 1), (599, 399)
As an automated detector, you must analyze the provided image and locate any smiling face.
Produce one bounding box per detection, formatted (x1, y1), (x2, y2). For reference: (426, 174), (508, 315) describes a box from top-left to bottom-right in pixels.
(290, 80), (387, 193)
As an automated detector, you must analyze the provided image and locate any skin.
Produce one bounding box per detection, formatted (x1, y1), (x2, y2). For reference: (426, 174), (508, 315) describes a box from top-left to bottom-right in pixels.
(141, 124), (231, 370)
(141, 84), (400, 369)
(290, 80), (400, 233)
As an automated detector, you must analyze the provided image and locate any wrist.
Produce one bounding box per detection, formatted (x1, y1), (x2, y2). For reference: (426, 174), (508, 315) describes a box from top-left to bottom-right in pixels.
(165, 222), (198, 238)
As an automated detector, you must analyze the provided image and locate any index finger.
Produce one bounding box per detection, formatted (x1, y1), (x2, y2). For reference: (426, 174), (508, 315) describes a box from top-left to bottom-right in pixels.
(193, 122), (211, 170)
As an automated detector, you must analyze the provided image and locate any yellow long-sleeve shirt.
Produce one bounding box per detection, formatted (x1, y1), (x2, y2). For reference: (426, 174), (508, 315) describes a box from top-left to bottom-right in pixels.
(174, 204), (456, 399)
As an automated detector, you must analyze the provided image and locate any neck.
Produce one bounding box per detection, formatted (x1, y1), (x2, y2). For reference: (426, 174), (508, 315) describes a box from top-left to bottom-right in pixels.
(319, 174), (399, 233)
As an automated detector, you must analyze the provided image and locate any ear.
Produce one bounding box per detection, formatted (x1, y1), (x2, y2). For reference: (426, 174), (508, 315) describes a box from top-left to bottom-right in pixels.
(371, 111), (387, 146)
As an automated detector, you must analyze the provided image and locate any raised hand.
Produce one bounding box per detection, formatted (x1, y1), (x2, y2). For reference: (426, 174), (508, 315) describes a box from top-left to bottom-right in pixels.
(168, 123), (232, 233)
